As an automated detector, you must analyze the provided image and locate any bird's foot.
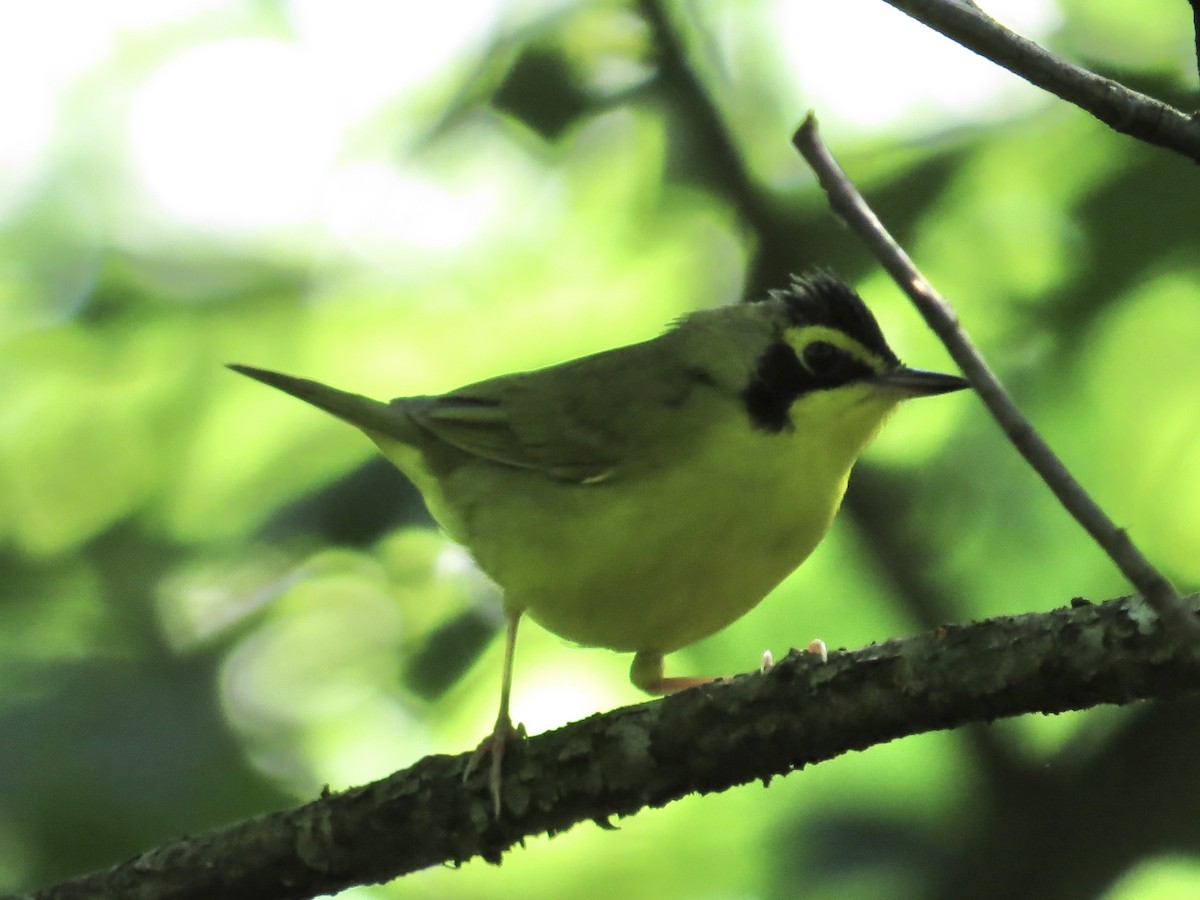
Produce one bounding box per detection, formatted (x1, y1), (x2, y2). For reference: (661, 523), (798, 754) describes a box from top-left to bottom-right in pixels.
(804, 638), (828, 663)
(760, 639), (825, 675)
(464, 712), (526, 818)
(630, 650), (725, 694)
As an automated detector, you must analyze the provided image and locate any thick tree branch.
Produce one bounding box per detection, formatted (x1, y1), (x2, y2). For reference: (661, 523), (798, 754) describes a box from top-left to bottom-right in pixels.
(24, 594), (1200, 900)
(792, 114), (1194, 637)
(880, 0), (1200, 162)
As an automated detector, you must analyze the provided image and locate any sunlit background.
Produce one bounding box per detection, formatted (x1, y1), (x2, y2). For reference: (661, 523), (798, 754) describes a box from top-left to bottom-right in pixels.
(3, 0), (1199, 897)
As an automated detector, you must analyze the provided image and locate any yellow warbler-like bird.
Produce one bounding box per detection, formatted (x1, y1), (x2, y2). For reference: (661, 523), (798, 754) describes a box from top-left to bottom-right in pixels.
(230, 272), (968, 814)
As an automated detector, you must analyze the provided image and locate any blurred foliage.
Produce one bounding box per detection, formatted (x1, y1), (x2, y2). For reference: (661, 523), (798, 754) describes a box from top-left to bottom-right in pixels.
(1, 1), (1199, 898)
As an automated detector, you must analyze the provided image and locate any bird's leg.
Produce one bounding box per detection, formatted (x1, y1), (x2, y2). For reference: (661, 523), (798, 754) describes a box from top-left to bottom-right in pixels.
(630, 650), (721, 695)
(633, 641), (829, 696)
(464, 611), (524, 817)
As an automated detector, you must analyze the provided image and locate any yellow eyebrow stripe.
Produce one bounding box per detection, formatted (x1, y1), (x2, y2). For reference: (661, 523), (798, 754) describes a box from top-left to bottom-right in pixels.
(783, 324), (892, 372)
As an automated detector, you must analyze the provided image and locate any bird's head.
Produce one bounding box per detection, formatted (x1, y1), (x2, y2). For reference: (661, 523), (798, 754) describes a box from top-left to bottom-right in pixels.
(733, 272), (969, 443)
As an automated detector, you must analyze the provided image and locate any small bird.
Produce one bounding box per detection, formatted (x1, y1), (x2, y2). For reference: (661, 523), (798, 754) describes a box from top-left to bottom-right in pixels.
(229, 272), (968, 814)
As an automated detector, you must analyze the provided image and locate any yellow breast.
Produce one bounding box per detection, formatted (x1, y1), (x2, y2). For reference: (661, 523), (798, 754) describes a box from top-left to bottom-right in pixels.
(426, 386), (900, 656)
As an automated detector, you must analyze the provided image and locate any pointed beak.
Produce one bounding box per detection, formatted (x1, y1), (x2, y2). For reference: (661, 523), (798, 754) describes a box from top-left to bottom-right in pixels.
(873, 366), (970, 398)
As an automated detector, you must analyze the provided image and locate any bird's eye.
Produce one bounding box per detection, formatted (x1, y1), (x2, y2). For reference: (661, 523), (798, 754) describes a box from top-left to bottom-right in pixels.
(803, 341), (844, 377)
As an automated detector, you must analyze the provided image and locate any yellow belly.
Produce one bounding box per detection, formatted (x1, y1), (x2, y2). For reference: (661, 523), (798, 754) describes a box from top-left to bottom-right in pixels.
(375, 389), (898, 657)
(459, 414), (866, 654)
(514, 465), (845, 654)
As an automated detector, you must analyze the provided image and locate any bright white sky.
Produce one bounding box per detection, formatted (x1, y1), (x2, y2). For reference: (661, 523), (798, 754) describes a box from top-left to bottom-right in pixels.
(779, 0), (1059, 127)
(0, 0), (1059, 242)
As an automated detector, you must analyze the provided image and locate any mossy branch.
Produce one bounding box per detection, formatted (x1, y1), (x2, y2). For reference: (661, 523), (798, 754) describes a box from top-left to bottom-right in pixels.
(24, 594), (1200, 900)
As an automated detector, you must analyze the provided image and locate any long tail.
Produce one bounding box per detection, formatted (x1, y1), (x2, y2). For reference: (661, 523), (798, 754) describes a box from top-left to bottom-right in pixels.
(227, 364), (418, 444)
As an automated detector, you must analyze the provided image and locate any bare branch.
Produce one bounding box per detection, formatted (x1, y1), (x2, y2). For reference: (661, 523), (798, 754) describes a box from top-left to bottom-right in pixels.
(881, 0), (1200, 162)
(24, 594), (1200, 900)
(1191, 0), (1200, 83)
(792, 113), (1195, 637)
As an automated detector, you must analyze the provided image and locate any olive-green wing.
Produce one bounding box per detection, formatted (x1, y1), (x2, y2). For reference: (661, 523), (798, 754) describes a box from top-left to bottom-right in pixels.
(396, 340), (715, 483)
(398, 381), (621, 483)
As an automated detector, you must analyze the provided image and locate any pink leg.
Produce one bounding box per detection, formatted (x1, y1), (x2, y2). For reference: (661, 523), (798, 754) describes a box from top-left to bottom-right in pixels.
(464, 611), (524, 817)
(630, 651), (721, 695)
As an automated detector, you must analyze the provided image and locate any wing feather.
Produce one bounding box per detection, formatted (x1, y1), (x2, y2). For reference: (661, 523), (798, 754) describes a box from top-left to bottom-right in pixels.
(394, 337), (719, 483)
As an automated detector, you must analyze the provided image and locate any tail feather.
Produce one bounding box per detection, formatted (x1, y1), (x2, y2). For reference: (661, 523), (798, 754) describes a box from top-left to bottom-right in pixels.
(227, 364), (417, 444)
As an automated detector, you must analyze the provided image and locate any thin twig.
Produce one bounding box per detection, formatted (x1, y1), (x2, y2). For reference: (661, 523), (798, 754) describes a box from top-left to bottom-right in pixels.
(880, 0), (1200, 162)
(1190, 0), (1200, 86)
(792, 113), (1194, 637)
